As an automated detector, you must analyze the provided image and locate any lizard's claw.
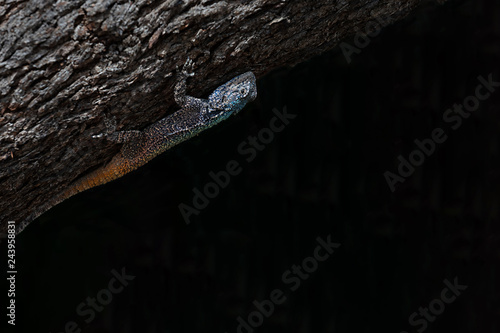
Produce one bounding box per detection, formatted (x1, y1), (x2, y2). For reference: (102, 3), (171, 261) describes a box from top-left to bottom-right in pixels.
(182, 57), (195, 77)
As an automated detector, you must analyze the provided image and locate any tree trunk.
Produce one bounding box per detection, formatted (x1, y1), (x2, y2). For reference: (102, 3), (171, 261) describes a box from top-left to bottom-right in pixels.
(0, 0), (436, 233)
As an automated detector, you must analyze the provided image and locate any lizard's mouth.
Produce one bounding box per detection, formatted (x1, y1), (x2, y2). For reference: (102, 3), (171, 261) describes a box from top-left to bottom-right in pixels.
(248, 86), (257, 102)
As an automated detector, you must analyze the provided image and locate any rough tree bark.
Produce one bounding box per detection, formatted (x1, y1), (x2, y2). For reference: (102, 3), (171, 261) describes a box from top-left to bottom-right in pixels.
(0, 0), (438, 233)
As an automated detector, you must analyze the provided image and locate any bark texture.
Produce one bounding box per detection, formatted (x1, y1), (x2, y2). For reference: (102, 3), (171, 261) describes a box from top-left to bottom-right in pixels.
(0, 0), (436, 232)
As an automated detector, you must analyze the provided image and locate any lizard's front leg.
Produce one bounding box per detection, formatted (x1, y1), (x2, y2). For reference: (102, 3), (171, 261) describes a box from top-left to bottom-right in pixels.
(174, 58), (209, 112)
(92, 116), (146, 160)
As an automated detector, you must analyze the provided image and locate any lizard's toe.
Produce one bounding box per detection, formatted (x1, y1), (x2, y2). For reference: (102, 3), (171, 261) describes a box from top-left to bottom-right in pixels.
(183, 57), (195, 76)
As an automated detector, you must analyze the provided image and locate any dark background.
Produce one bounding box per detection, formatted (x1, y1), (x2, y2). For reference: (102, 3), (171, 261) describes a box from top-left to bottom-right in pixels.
(3, 0), (500, 332)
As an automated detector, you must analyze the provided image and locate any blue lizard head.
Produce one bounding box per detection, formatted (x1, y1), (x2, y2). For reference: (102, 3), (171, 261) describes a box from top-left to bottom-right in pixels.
(208, 72), (257, 117)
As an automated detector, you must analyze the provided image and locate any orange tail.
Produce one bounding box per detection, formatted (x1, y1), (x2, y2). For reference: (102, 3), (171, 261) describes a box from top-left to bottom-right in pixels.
(17, 153), (136, 234)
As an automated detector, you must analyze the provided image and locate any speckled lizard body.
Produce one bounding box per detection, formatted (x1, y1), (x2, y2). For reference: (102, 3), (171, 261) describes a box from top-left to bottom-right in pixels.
(16, 59), (257, 234)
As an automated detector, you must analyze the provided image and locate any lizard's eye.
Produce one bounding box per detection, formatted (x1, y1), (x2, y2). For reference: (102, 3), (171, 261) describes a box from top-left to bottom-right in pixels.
(240, 88), (247, 96)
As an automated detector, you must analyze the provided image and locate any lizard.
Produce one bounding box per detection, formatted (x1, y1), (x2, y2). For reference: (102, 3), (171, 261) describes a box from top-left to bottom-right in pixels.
(15, 59), (257, 235)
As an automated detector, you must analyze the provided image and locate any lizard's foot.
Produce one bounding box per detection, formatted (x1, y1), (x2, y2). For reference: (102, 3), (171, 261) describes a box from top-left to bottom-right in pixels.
(178, 57), (195, 78)
(174, 57), (200, 108)
(93, 115), (143, 144)
(93, 117), (143, 143)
